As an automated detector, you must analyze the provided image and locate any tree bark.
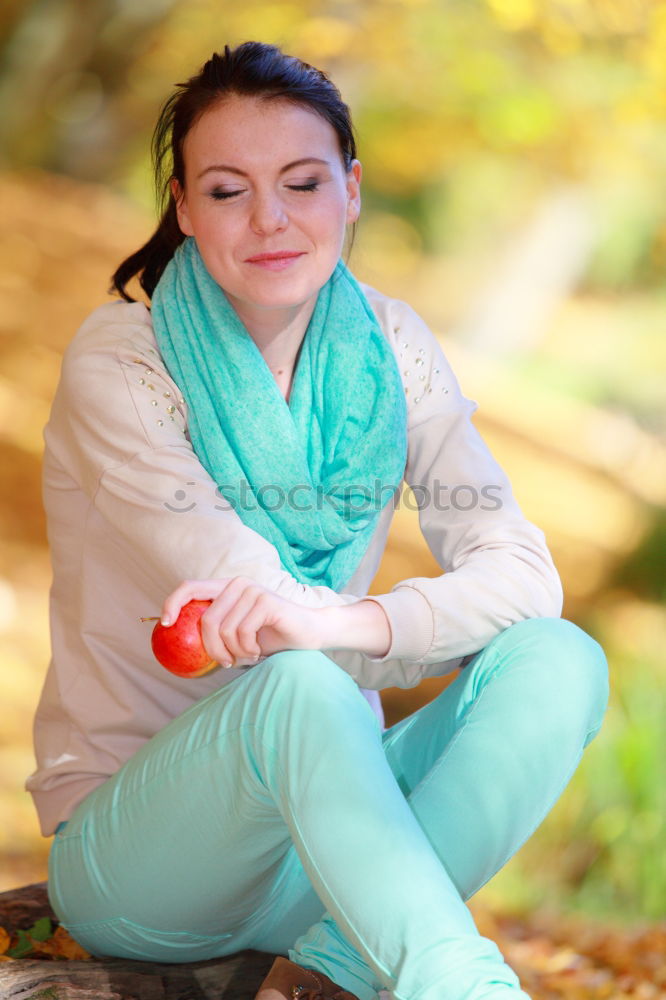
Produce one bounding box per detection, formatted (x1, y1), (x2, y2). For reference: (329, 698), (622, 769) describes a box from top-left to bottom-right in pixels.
(0, 883), (275, 1000)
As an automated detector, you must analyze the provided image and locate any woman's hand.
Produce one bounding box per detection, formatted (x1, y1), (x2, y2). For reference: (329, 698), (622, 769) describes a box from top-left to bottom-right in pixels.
(160, 577), (326, 667)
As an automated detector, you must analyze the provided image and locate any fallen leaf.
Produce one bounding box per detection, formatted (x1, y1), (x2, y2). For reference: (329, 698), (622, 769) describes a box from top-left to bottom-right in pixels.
(28, 917), (53, 942)
(0, 926), (10, 954)
(29, 925), (91, 961)
(6, 928), (34, 958)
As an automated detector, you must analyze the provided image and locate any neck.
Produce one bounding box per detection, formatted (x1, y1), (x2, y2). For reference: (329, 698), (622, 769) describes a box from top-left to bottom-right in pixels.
(229, 296), (317, 372)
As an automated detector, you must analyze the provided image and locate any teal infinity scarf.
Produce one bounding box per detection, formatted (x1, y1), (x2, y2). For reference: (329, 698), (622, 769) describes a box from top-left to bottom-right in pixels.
(151, 237), (408, 591)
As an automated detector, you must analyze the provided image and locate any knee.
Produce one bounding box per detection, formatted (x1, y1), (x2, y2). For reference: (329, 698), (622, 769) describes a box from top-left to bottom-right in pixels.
(251, 650), (380, 738)
(264, 648), (342, 681)
(503, 617), (610, 742)
(479, 617), (609, 746)
(258, 649), (361, 704)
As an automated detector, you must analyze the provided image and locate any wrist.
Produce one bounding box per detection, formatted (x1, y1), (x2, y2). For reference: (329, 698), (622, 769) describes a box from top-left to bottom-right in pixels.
(318, 600), (392, 658)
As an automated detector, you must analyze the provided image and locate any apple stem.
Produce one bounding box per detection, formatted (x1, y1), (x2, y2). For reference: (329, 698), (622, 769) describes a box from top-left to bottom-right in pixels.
(139, 616), (161, 622)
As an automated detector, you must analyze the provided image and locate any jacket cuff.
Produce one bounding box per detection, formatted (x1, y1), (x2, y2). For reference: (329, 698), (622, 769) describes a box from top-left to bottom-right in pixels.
(363, 586), (434, 663)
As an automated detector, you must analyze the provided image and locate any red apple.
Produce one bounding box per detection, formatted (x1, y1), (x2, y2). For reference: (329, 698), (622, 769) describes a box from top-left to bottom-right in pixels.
(150, 599), (217, 678)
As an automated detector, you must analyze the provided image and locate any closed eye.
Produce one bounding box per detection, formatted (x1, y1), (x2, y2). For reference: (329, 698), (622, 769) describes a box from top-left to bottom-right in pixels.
(210, 189), (242, 201)
(286, 182), (319, 192)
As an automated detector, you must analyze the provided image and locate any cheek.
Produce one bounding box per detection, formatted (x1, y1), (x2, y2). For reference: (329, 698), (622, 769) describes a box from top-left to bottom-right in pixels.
(189, 206), (238, 250)
(306, 192), (351, 237)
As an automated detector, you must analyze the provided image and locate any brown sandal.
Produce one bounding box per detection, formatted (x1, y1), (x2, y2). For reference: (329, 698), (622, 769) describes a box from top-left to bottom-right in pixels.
(255, 956), (361, 1000)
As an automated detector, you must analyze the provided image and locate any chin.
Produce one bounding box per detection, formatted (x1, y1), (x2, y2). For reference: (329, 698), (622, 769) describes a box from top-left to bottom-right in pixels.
(238, 278), (324, 311)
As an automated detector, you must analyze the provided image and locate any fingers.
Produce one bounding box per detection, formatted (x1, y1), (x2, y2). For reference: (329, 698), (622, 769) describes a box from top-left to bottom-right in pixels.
(160, 578), (231, 626)
(201, 587), (261, 666)
(235, 596), (270, 657)
(202, 583), (265, 664)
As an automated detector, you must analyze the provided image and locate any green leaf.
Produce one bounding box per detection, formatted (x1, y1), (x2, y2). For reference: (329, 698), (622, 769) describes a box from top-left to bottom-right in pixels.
(29, 917), (53, 942)
(7, 929), (34, 958)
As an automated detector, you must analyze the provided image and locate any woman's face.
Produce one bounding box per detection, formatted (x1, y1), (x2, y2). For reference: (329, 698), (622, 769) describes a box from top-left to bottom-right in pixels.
(172, 94), (361, 324)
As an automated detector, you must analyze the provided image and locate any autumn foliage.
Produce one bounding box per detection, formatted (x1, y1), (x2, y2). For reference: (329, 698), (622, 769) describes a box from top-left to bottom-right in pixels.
(0, 917), (90, 961)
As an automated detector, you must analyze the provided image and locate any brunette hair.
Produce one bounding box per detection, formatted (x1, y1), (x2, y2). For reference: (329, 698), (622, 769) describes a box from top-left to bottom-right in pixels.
(110, 41), (357, 302)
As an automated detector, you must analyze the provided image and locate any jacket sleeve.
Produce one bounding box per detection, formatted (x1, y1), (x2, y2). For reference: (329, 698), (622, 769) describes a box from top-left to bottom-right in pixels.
(328, 297), (564, 688)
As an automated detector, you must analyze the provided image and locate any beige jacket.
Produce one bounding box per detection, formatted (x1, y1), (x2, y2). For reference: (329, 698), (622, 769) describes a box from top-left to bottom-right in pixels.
(26, 282), (563, 836)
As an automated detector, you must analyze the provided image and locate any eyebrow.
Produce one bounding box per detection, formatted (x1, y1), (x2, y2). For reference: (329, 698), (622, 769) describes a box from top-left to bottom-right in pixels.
(196, 157), (331, 180)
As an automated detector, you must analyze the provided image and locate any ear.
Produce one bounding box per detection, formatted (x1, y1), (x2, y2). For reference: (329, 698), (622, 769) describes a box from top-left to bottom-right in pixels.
(170, 177), (195, 237)
(346, 160), (362, 224)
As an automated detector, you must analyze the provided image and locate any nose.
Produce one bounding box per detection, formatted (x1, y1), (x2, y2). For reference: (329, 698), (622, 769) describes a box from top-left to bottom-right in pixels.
(249, 190), (288, 236)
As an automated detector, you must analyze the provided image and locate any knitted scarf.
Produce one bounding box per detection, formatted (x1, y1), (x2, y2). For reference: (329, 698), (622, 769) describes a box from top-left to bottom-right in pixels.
(151, 237), (407, 591)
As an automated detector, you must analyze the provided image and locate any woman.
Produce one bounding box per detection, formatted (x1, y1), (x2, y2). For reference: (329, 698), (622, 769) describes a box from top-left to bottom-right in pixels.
(27, 42), (609, 1000)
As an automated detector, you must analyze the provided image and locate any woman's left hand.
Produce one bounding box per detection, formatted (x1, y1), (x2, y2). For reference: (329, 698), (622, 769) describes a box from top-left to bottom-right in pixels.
(160, 577), (326, 667)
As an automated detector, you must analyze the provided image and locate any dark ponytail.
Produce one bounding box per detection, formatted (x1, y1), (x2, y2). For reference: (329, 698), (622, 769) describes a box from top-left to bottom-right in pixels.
(110, 41), (357, 302)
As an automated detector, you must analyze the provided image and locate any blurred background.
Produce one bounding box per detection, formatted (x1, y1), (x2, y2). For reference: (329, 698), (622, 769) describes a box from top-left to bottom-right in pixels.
(0, 0), (664, 927)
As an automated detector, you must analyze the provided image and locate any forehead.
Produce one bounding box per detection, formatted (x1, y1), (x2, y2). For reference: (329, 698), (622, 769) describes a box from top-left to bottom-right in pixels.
(183, 94), (341, 170)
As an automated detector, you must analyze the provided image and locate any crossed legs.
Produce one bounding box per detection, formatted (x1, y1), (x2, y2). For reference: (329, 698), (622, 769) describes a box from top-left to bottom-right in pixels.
(48, 617), (608, 1000)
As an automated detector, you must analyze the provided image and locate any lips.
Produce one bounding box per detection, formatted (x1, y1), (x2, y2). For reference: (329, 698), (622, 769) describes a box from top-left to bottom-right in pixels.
(245, 251), (304, 262)
(244, 250), (306, 273)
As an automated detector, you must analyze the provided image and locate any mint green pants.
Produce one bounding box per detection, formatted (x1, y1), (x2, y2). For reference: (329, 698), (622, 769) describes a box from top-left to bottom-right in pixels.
(48, 617), (608, 1000)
